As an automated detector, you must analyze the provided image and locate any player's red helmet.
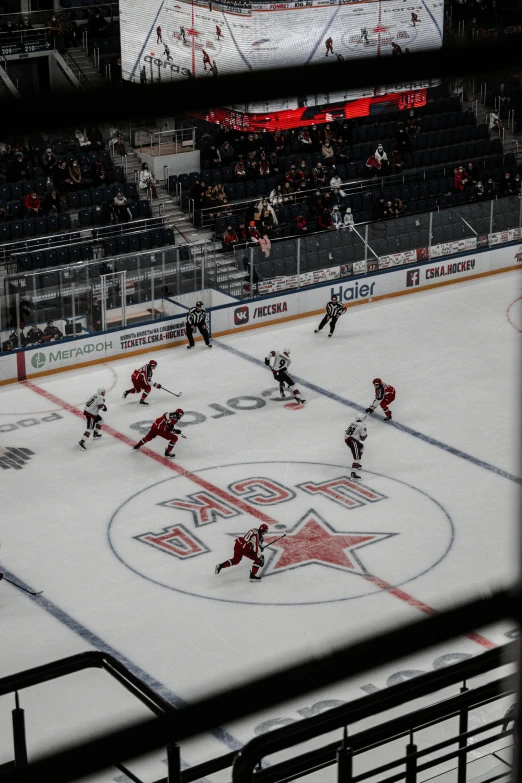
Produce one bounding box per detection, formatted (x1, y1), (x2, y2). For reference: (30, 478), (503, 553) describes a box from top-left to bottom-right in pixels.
(373, 378), (382, 385)
(149, 360), (158, 368)
(259, 523), (269, 533)
(176, 408), (184, 417)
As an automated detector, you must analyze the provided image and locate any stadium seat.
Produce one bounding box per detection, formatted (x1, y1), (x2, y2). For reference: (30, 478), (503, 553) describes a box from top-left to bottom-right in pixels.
(68, 246), (81, 264)
(116, 236), (129, 255)
(23, 220), (35, 238)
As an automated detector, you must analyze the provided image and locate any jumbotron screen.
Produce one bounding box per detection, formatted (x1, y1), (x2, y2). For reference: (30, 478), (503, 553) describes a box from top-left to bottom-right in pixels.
(120, 0), (444, 128)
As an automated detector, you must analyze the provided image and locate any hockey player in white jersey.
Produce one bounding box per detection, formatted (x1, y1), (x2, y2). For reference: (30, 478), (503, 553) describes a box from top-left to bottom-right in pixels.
(78, 387), (107, 450)
(265, 349), (305, 404)
(345, 413), (367, 479)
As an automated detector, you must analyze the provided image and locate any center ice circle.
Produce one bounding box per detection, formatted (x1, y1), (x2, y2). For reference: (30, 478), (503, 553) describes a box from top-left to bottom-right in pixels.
(108, 461), (454, 606)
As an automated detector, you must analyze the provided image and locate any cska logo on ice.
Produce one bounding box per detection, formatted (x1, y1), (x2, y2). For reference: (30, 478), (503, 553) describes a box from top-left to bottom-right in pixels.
(109, 462), (454, 606)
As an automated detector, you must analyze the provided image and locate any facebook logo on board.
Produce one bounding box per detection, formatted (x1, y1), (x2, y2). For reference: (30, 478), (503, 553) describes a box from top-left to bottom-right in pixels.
(406, 269), (420, 287)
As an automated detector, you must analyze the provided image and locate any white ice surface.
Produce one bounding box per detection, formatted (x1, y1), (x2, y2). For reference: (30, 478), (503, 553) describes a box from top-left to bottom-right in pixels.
(0, 271), (520, 782)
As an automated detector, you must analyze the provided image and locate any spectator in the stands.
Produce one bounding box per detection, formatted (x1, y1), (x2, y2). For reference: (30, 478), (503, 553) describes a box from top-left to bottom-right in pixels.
(288, 129), (300, 155)
(0, 203), (10, 221)
(299, 129), (312, 151)
(139, 162), (158, 199)
(48, 14), (65, 53)
(395, 122), (412, 153)
(373, 196), (386, 220)
(78, 155), (93, 188)
(499, 172), (515, 196)
(331, 205), (343, 229)
(24, 190), (42, 218)
(340, 120), (353, 145)
(295, 212), (308, 233)
(365, 153), (381, 179)
(334, 137), (351, 166)
(405, 109), (419, 135)
(312, 162), (327, 186)
(454, 166), (466, 193)
(222, 225), (239, 250)
(44, 320), (63, 340)
(261, 207), (275, 236)
(53, 160), (73, 193)
(248, 220), (261, 243)
(269, 153), (282, 180)
(91, 297), (102, 331)
(469, 180), (485, 201)
(374, 144), (389, 174)
(234, 156), (246, 181)
(68, 158), (83, 189)
(514, 174), (521, 195)
(463, 162), (478, 188)
(88, 7), (108, 38)
(282, 181), (293, 202)
(206, 144), (221, 168)
(391, 147), (404, 175)
(258, 152), (270, 178)
(92, 158), (108, 186)
(322, 140), (335, 166)
(246, 151), (258, 179)
(343, 206), (354, 230)
(272, 131), (286, 156)
(1, 20), (16, 36)
(485, 177), (497, 198)
(270, 184), (283, 205)
(384, 200), (396, 218)
(8, 151), (28, 182)
(212, 183), (226, 204)
(41, 147), (58, 181)
(392, 197), (404, 216)
(259, 233), (271, 258)
(489, 110), (502, 132)
(45, 188), (63, 215)
(310, 124), (323, 151)
(114, 190), (132, 222)
(318, 206), (333, 230)
(75, 128), (91, 150)
(220, 140), (235, 164)
(286, 164), (302, 191)
(87, 126), (104, 150)
(25, 324), (44, 345)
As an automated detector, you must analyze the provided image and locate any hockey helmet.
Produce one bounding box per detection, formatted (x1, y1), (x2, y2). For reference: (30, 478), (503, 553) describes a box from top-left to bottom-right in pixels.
(259, 524), (269, 534)
(331, 294), (338, 301)
(149, 359), (158, 368)
(283, 348), (290, 356)
(196, 301), (204, 308)
(373, 378), (382, 386)
(356, 413), (364, 422)
(97, 386), (106, 395)
(176, 408), (184, 417)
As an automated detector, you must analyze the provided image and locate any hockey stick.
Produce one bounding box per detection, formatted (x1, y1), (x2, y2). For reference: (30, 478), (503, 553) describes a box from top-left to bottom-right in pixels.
(261, 533), (286, 551)
(162, 387), (182, 397)
(1, 574), (43, 596)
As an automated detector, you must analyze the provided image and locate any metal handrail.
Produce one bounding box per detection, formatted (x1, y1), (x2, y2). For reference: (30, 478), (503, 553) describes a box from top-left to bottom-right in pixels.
(64, 48), (94, 91)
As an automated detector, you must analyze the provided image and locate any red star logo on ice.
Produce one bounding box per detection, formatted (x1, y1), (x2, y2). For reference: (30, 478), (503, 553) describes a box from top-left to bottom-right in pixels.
(372, 25), (389, 33)
(186, 27), (200, 37)
(263, 510), (395, 577)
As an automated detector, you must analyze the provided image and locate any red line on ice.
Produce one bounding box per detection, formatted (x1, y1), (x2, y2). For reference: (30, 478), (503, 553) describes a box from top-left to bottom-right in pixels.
(24, 379), (497, 649)
(506, 295), (522, 333)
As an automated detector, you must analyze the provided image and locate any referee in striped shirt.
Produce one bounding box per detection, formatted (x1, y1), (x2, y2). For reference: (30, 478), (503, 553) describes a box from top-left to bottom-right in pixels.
(314, 295), (346, 337)
(186, 301), (212, 349)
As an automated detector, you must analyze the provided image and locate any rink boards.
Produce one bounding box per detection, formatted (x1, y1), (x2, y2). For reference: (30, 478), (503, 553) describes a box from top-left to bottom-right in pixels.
(1, 240), (521, 386)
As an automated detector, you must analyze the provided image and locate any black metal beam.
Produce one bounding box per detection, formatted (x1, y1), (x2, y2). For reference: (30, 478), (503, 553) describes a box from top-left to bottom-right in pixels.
(1, 38), (522, 134)
(1, 588), (515, 783)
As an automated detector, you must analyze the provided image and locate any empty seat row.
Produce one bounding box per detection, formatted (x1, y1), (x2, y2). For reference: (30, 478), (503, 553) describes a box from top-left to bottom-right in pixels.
(0, 179), (48, 201)
(0, 214), (71, 242)
(16, 244), (94, 272)
(66, 182), (137, 209)
(102, 228), (175, 257)
(78, 200), (151, 227)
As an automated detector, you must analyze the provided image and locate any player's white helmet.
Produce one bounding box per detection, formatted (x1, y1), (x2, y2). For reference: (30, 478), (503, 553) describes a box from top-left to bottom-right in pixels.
(356, 413), (364, 422)
(97, 387), (106, 395)
(283, 348), (290, 356)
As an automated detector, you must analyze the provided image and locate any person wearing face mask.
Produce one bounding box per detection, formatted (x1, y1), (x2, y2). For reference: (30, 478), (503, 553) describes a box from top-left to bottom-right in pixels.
(454, 166), (465, 193)
(374, 144), (389, 174)
(48, 13), (65, 52)
(1, 20), (16, 36)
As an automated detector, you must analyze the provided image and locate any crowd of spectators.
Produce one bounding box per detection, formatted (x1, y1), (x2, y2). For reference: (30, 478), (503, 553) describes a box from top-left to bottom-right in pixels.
(0, 129), (141, 226)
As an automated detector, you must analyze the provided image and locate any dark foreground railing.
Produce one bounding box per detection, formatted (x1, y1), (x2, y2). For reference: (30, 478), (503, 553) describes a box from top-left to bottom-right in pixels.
(1, 587), (519, 783)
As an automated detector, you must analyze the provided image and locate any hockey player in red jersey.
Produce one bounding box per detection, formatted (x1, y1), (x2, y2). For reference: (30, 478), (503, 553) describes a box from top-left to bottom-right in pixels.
(133, 409), (184, 457)
(411, 11), (419, 25)
(122, 359), (161, 405)
(391, 41), (403, 55)
(216, 24), (223, 40)
(366, 378), (396, 420)
(325, 36), (334, 56)
(202, 49), (212, 70)
(215, 523), (269, 581)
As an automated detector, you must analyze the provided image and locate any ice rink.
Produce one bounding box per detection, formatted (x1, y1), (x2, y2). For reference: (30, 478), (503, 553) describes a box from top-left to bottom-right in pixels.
(0, 271), (521, 782)
(121, 0), (443, 82)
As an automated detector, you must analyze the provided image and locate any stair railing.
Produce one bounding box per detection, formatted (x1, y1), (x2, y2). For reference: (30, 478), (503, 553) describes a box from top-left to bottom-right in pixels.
(82, 28), (88, 53)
